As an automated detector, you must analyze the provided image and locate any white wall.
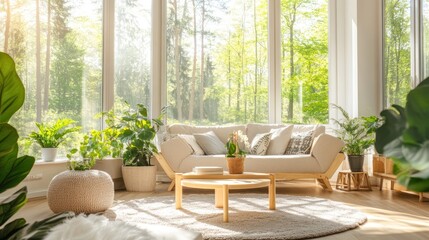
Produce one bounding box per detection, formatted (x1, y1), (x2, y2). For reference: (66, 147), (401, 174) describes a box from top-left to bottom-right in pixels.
(332, 0), (382, 118)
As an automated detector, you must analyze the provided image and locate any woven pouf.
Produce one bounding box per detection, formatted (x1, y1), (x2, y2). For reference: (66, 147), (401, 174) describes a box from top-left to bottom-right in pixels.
(48, 170), (114, 214)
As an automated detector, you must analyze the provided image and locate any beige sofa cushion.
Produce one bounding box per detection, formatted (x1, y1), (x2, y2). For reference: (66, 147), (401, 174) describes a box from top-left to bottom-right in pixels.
(311, 133), (345, 172)
(160, 137), (193, 171)
(167, 124), (245, 144)
(266, 125), (294, 155)
(178, 134), (205, 155)
(194, 131), (226, 155)
(293, 124), (325, 137)
(246, 123), (290, 143)
(177, 155), (322, 173)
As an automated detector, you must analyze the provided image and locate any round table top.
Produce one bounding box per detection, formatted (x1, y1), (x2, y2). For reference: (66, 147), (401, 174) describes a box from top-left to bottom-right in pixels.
(181, 178), (271, 190)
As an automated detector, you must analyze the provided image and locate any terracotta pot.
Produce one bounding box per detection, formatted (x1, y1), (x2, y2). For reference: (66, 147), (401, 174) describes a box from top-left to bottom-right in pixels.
(226, 157), (245, 174)
(122, 165), (157, 192)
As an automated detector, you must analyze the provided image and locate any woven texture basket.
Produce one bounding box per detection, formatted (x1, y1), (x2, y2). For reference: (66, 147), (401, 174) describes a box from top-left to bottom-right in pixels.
(47, 170), (114, 214)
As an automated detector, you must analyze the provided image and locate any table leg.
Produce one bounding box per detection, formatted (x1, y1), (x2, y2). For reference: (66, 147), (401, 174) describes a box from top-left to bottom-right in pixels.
(175, 174), (183, 209)
(223, 185), (229, 222)
(379, 178), (383, 191)
(347, 174), (351, 191)
(269, 174), (276, 210)
(215, 188), (223, 208)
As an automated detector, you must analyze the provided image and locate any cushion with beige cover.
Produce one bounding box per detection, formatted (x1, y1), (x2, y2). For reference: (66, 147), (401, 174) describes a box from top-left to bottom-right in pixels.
(48, 170), (114, 214)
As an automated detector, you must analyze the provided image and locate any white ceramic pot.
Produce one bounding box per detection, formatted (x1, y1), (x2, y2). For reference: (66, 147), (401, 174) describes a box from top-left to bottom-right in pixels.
(41, 148), (58, 162)
(122, 165), (157, 192)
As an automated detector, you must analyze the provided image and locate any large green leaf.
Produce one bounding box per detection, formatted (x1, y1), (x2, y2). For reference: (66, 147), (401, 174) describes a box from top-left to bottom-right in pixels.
(0, 187), (27, 226)
(8, 212), (74, 240)
(405, 85), (429, 139)
(0, 52), (25, 123)
(0, 123), (18, 157)
(0, 218), (26, 240)
(375, 105), (406, 154)
(0, 151), (35, 193)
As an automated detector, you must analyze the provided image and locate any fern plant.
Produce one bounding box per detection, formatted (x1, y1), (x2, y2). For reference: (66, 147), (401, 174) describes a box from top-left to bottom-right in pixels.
(29, 119), (81, 148)
(332, 104), (381, 155)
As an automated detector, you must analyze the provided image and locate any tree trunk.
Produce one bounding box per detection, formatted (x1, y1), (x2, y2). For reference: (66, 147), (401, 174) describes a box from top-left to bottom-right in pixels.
(4, 0), (11, 52)
(228, 32), (231, 108)
(253, 0), (258, 122)
(44, 0), (52, 112)
(36, 0), (42, 122)
(189, 0), (197, 121)
(287, 4), (297, 122)
(173, 0), (183, 121)
(199, 0), (205, 120)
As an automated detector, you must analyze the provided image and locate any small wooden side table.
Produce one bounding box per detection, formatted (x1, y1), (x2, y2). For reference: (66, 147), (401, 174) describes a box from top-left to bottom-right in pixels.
(336, 171), (372, 191)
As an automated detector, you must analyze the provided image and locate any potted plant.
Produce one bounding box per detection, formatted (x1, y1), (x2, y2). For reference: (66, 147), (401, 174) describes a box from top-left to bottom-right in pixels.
(116, 103), (165, 192)
(46, 149), (114, 214)
(225, 130), (249, 174)
(332, 104), (381, 172)
(76, 121), (124, 189)
(375, 77), (429, 192)
(0, 52), (72, 239)
(29, 118), (81, 162)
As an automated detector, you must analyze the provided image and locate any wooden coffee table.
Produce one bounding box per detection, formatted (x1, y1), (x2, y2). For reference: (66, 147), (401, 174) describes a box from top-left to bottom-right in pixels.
(175, 172), (276, 222)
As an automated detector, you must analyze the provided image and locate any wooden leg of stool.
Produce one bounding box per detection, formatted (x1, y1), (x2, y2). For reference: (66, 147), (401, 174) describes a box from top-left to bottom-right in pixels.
(379, 178), (383, 191)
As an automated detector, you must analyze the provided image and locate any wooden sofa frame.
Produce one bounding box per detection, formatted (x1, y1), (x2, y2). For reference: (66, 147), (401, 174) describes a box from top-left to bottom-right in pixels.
(154, 152), (345, 192)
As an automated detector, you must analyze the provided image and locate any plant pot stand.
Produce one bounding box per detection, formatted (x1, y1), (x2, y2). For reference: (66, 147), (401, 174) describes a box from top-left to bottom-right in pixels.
(336, 171), (372, 191)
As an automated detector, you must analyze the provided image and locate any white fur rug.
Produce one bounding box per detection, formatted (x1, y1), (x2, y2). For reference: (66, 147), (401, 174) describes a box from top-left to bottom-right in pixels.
(104, 193), (367, 240)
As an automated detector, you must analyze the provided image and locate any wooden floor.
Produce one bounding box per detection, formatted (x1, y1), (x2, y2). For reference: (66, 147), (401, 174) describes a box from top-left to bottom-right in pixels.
(15, 180), (429, 240)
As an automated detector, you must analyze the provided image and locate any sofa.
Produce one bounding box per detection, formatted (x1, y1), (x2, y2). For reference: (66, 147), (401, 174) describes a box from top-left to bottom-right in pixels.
(155, 123), (345, 191)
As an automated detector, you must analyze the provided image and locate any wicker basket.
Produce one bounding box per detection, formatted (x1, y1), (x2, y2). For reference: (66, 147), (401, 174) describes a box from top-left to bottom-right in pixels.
(226, 157), (245, 174)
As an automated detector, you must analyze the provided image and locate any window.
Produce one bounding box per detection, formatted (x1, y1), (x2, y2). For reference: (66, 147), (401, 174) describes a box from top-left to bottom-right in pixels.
(383, 0), (411, 107)
(280, 0), (329, 124)
(114, 0), (152, 109)
(1, 0), (103, 157)
(166, 0), (269, 125)
(424, 0), (429, 78)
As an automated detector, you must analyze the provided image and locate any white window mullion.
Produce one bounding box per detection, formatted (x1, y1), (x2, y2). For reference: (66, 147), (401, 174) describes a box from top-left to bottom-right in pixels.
(269, 0), (281, 124)
(152, 0), (165, 118)
(102, 0), (115, 116)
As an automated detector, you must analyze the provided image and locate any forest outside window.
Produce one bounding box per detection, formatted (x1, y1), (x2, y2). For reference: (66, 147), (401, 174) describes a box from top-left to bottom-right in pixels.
(383, 0), (411, 107)
(280, 0), (329, 124)
(1, 0), (103, 158)
(166, 0), (269, 125)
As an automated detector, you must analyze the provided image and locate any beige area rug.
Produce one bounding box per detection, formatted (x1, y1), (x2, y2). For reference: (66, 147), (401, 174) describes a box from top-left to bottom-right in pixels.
(104, 193), (367, 240)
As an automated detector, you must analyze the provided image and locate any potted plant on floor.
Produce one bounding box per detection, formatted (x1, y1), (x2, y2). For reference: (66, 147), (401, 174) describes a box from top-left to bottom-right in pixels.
(375, 77), (429, 192)
(225, 130), (249, 174)
(29, 118), (81, 162)
(116, 103), (165, 192)
(332, 104), (381, 172)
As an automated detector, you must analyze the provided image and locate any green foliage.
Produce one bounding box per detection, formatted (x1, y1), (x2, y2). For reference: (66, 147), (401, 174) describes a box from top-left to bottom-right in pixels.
(375, 77), (429, 192)
(332, 104), (381, 155)
(225, 131), (248, 158)
(67, 148), (96, 171)
(0, 53), (25, 123)
(116, 104), (165, 166)
(29, 118), (81, 148)
(0, 52), (71, 240)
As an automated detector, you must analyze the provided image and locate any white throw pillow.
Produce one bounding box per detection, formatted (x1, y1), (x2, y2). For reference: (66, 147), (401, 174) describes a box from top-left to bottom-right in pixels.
(266, 125), (294, 155)
(284, 130), (314, 155)
(249, 132), (272, 155)
(194, 131), (226, 155)
(178, 134), (205, 155)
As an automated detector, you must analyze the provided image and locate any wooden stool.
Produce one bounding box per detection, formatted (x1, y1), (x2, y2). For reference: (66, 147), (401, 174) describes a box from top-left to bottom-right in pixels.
(336, 171), (372, 191)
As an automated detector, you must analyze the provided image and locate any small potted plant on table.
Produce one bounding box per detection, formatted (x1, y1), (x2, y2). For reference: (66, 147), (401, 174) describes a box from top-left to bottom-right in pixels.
(332, 104), (381, 172)
(29, 119), (80, 162)
(116, 104), (165, 192)
(225, 131), (249, 174)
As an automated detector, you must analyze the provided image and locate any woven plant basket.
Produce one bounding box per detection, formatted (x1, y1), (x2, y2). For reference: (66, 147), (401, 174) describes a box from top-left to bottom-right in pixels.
(226, 157), (245, 174)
